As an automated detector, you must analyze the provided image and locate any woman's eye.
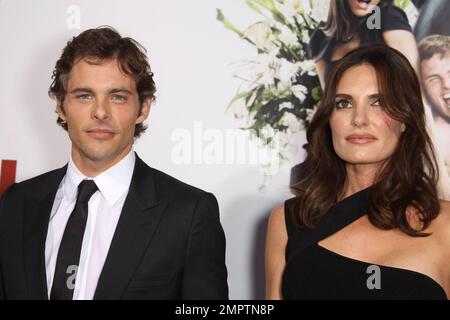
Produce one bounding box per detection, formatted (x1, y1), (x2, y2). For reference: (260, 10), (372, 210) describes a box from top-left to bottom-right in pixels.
(371, 98), (382, 106)
(335, 99), (351, 109)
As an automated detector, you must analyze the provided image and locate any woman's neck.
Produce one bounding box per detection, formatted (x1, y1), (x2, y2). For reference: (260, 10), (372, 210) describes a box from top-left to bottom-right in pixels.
(340, 163), (381, 199)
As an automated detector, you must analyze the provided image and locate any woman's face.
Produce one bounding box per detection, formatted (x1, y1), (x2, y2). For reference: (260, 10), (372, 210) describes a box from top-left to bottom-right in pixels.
(346, 0), (381, 17)
(329, 64), (405, 168)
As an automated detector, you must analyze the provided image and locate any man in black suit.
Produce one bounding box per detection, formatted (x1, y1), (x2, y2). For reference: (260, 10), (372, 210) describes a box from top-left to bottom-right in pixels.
(0, 27), (228, 300)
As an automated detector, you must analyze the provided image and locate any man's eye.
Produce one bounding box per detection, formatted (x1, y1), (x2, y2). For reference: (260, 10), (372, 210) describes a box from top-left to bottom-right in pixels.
(76, 94), (92, 100)
(112, 95), (127, 102)
(335, 99), (352, 109)
(428, 76), (440, 84)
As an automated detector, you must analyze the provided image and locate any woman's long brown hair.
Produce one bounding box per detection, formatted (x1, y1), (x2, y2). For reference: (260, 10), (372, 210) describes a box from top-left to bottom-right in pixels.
(290, 45), (440, 237)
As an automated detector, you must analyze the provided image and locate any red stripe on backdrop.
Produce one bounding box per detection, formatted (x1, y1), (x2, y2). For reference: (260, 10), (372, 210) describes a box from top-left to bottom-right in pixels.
(0, 160), (17, 197)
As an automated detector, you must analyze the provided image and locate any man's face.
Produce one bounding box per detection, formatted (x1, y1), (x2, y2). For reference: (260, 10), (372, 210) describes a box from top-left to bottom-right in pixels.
(58, 58), (150, 166)
(421, 54), (450, 123)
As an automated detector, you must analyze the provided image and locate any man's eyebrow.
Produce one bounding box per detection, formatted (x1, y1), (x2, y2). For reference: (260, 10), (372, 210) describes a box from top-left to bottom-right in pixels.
(69, 87), (94, 94)
(68, 87), (133, 95)
(425, 69), (450, 80)
(109, 88), (133, 95)
(425, 73), (441, 80)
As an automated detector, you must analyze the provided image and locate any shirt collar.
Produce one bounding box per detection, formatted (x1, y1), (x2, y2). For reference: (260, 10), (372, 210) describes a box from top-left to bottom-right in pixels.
(64, 150), (136, 206)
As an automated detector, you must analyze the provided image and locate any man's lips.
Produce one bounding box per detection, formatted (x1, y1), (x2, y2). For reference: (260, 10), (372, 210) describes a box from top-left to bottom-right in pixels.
(346, 133), (377, 144)
(86, 128), (115, 140)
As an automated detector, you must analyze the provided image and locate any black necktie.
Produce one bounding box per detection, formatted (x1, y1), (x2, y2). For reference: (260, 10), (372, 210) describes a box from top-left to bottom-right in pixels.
(50, 179), (98, 300)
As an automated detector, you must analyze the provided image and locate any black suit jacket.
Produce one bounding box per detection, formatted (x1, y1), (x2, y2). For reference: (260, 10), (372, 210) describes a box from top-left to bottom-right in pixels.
(0, 154), (228, 299)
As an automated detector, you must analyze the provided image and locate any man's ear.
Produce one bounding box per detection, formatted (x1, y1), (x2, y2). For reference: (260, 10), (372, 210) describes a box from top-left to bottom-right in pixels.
(56, 99), (67, 122)
(136, 98), (151, 124)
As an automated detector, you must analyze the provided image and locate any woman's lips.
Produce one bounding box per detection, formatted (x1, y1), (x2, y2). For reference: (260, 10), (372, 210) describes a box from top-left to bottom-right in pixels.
(87, 129), (114, 140)
(346, 134), (377, 144)
(355, 0), (370, 10)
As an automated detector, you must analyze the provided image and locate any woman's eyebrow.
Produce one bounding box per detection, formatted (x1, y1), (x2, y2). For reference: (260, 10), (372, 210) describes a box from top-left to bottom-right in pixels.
(334, 93), (352, 99)
(367, 93), (382, 99)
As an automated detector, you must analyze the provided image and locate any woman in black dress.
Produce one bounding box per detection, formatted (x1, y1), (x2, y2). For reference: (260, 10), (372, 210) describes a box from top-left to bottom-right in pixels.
(266, 45), (450, 299)
(309, 0), (418, 87)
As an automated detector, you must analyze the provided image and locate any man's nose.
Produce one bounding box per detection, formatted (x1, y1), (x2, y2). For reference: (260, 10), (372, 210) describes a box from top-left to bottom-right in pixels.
(91, 97), (111, 121)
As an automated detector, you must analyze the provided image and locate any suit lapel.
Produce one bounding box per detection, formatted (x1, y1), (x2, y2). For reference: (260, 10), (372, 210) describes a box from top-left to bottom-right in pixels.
(22, 165), (67, 299)
(94, 155), (167, 299)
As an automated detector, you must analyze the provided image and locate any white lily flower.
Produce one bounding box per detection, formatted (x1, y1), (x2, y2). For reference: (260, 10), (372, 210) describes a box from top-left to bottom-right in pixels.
(306, 107), (317, 122)
(279, 101), (295, 110)
(298, 60), (316, 76)
(249, 48), (280, 86)
(244, 21), (274, 50)
(292, 84), (308, 101)
(301, 29), (310, 43)
(281, 112), (302, 133)
(277, 58), (299, 83)
(278, 25), (299, 47)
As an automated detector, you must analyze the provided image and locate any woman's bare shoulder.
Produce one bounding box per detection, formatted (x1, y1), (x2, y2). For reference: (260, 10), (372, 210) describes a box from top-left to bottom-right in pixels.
(270, 203), (285, 222)
(268, 203), (287, 238)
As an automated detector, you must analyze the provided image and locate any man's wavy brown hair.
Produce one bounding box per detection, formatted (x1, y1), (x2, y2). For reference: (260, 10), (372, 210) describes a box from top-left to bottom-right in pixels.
(290, 45), (440, 237)
(48, 26), (156, 138)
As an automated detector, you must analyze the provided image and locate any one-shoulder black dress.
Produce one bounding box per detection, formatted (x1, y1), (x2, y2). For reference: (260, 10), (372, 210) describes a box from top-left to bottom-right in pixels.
(282, 188), (447, 299)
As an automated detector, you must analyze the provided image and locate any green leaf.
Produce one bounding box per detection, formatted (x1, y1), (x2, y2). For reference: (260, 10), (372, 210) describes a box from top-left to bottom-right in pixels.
(245, 0), (264, 15)
(311, 86), (322, 101)
(248, 0), (287, 25)
(252, 0), (276, 11)
(225, 90), (253, 112)
(216, 9), (244, 37)
(394, 0), (410, 10)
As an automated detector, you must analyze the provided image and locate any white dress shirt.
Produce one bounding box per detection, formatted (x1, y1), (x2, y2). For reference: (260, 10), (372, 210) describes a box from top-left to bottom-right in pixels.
(45, 150), (135, 300)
